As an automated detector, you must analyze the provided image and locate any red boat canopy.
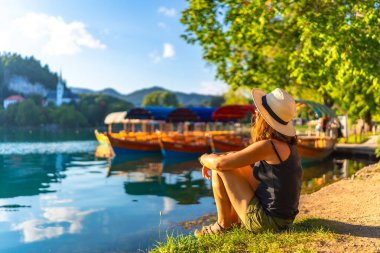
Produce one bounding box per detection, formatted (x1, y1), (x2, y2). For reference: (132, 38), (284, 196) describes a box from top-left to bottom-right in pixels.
(212, 104), (255, 121)
(167, 108), (200, 122)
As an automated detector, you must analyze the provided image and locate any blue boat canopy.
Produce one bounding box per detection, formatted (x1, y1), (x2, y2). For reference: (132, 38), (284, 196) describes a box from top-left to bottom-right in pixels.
(186, 107), (216, 122)
(144, 106), (175, 121)
(295, 99), (336, 119)
(126, 108), (153, 120)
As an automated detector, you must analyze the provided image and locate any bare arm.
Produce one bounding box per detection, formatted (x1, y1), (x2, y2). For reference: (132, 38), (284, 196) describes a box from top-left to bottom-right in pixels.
(199, 140), (273, 171)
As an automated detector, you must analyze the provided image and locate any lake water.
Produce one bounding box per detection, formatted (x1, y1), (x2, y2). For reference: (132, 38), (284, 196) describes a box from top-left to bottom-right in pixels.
(0, 130), (376, 252)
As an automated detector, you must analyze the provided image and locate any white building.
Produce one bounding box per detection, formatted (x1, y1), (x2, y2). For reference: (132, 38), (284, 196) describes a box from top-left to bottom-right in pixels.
(3, 95), (24, 109)
(45, 73), (80, 106)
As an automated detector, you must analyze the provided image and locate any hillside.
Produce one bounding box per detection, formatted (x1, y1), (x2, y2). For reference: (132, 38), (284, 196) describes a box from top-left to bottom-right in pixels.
(71, 86), (218, 106)
(0, 53), (62, 100)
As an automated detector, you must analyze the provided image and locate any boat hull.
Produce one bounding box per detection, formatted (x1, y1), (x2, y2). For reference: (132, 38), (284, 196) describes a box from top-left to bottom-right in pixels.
(297, 136), (336, 164)
(211, 139), (246, 153)
(160, 139), (211, 157)
(107, 134), (161, 155)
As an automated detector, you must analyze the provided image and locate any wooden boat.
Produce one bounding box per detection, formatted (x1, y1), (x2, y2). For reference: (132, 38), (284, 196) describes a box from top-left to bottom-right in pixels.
(94, 129), (110, 145)
(105, 108), (169, 155)
(296, 136), (336, 164)
(210, 134), (249, 153)
(160, 135), (211, 157)
(158, 108), (213, 157)
(107, 133), (161, 155)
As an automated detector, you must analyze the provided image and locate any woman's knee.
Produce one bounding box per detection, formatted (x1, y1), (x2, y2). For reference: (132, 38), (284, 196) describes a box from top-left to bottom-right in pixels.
(214, 170), (236, 181)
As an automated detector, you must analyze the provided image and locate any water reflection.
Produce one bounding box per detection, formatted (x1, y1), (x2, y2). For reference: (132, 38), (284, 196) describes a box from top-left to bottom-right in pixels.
(0, 154), (67, 198)
(106, 154), (212, 205)
(12, 205), (101, 243)
(0, 143), (375, 253)
(302, 157), (369, 194)
(102, 145), (373, 198)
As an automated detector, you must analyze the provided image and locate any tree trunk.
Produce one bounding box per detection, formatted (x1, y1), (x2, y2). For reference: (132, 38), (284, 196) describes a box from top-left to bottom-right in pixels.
(323, 94), (334, 107)
(364, 112), (372, 131)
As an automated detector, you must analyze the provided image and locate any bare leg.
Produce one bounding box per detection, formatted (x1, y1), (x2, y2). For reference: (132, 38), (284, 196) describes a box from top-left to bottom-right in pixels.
(215, 166), (260, 224)
(212, 166), (259, 228)
(212, 170), (236, 228)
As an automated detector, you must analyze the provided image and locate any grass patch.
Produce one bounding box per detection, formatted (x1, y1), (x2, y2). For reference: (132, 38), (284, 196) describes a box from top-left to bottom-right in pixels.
(151, 218), (335, 253)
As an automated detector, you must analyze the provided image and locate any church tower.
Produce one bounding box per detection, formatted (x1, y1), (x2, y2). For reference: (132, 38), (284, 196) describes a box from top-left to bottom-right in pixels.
(56, 71), (64, 106)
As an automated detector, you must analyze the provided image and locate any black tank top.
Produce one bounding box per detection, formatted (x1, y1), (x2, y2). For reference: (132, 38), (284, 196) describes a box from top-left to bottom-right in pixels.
(252, 140), (303, 220)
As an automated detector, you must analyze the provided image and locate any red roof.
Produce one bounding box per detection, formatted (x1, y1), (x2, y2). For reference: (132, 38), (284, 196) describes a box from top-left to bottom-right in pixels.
(212, 104), (256, 121)
(5, 95), (24, 101)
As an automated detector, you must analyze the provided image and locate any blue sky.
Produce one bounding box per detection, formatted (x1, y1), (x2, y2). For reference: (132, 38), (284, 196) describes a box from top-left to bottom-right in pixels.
(0, 0), (228, 95)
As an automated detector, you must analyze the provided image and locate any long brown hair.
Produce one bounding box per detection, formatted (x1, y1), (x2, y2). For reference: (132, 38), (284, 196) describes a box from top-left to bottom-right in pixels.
(251, 113), (297, 145)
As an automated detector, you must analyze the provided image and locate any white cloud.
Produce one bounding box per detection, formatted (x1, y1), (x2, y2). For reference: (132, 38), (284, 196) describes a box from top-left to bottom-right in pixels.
(149, 51), (161, 63)
(163, 43), (175, 58)
(162, 197), (175, 215)
(157, 22), (168, 29)
(149, 43), (175, 63)
(0, 12), (106, 56)
(12, 207), (101, 243)
(199, 81), (229, 95)
(158, 6), (176, 17)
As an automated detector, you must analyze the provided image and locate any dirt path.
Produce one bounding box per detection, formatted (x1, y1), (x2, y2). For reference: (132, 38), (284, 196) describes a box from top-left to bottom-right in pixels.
(298, 163), (380, 252)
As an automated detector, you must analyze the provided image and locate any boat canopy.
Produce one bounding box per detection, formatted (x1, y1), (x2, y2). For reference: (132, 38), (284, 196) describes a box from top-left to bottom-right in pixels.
(187, 107), (216, 122)
(167, 108), (200, 122)
(104, 111), (127, 124)
(126, 108), (153, 120)
(212, 105), (255, 121)
(144, 106), (175, 121)
(296, 100), (336, 119)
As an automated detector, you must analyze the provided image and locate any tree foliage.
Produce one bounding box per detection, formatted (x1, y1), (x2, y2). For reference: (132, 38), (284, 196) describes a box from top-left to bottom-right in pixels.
(181, 0), (380, 121)
(142, 91), (179, 107)
(223, 86), (250, 105)
(0, 94), (134, 128)
(79, 94), (134, 126)
(0, 52), (61, 95)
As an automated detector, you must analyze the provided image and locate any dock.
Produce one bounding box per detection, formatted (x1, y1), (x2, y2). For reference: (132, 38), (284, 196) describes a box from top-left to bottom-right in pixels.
(334, 135), (379, 158)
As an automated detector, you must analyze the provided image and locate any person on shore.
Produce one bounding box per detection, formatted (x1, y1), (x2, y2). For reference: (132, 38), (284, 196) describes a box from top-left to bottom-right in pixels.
(196, 88), (303, 236)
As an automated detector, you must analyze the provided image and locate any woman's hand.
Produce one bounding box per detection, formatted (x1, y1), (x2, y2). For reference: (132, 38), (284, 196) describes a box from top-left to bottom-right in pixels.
(202, 166), (211, 180)
(199, 153), (219, 171)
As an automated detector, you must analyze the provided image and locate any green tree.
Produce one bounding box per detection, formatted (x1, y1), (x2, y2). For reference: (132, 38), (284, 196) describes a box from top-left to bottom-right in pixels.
(181, 0), (380, 123)
(142, 91), (179, 107)
(53, 105), (87, 127)
(201, 95), (225, 107)
(79, 94), (134, 126)
(161, 91), (179, 107)
(223, 86), (250, 105)
(0, 53), (60, 90)
(15, 99), (40, 126)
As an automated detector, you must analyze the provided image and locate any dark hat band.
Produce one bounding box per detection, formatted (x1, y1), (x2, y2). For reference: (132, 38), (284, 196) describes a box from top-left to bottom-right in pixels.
(261, 95), (288, 125)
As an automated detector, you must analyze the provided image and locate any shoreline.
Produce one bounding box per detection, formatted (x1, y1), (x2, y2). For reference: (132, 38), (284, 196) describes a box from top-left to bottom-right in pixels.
(177, 162), (380, 252)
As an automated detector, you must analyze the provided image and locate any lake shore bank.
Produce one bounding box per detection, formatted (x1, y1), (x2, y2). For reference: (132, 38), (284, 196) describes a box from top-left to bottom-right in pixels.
(167, 162), (380, 252)
(298, 162), (380, 252)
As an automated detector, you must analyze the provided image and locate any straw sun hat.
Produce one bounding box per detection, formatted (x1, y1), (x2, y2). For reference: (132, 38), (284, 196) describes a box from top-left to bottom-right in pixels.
(251, 88), (297, 137)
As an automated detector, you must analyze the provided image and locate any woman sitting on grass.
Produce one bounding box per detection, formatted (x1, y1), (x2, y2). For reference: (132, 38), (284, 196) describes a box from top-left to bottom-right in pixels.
(196, 88), (303, 236)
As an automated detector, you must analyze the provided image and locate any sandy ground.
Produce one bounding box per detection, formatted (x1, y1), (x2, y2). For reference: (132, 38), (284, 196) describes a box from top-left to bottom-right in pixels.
(179, 163), (380, 252)
(298, 162), (380, 252)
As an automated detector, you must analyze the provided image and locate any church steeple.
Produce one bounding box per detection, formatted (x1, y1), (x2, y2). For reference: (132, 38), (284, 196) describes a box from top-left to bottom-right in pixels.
(56, 70), (64, 106)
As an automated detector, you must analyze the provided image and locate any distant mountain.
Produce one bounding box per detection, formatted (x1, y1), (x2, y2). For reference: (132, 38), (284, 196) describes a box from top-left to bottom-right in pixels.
(70, 86), (218, 106)
(70, 87), (94, 95)
(123, 86), (167, 105)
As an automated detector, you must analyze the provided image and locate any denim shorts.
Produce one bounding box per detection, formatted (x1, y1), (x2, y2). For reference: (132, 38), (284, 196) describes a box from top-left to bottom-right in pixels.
(244, 197), (294, 233)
